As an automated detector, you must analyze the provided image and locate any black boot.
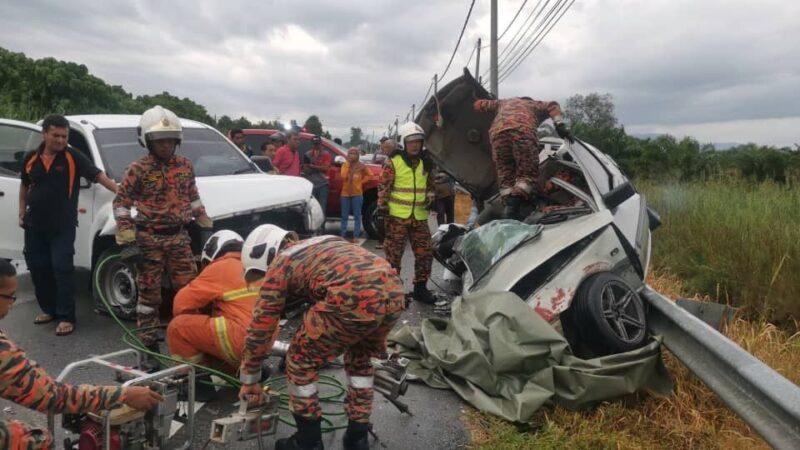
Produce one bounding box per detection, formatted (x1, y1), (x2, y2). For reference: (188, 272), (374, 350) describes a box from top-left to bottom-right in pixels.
(194, 373), (217, 402)
(275, 415), (324, 450)
(413, 282), (436, 305)
(503, 196), (522, 220)
(343, 421), (370, 450)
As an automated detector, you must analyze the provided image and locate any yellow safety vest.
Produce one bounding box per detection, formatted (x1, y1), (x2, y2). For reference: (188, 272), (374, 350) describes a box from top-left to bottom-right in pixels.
(388, 154), (429, 220)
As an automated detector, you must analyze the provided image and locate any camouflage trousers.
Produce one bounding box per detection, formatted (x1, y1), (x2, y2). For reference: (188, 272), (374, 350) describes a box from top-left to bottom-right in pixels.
(285, 307), (403, 423)
(136, 230), (196, 346)
(0, 420), (51, 450)
(491, 128), (539, 199)
(383, 216), (433, 283)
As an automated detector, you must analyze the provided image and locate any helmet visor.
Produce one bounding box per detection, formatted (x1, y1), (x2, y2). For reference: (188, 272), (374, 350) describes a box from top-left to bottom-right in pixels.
(146, 130), (183, 142)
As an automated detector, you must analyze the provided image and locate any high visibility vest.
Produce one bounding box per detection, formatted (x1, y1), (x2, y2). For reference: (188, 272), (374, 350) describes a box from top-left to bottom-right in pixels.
(388, 154), (429, 220)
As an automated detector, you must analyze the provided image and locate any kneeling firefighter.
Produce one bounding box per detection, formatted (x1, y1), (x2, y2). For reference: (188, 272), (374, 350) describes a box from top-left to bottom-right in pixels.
(376, 122), (437, 304)
(113, 105), (214, 352)
(167, 230), (262, 395)
(238, 225), (406, 450)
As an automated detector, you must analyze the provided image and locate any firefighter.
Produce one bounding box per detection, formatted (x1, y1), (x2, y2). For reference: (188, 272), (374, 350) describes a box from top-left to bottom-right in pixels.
(473, 97), (573, 219)
(238, 225), (405, 450)
(376, 122), (436, 304)
(0, 259), (162, 449)
(166, 230), (258, 372)
(113, 105), (213, 354)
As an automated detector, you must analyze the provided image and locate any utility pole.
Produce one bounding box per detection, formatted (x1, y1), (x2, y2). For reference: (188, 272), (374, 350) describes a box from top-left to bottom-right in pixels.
(475, 38), (482, 82)
(411, 104), (416, 121)
(490, 0), (498, 97)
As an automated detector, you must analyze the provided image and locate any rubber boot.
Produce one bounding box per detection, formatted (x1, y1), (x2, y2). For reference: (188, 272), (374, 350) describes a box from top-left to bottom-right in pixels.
(342, 421), (370, 450)
(413, 282), (436, 305)
(275, 414), (324, 450)
(503, 195), (522, 220)
(194, 373), (217, 402)
(140, 343), (162, 373)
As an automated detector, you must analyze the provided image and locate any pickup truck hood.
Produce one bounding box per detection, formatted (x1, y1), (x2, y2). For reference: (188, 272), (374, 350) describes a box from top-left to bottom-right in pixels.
(416, 68), (497, 203)
(197, 173), (313, 219)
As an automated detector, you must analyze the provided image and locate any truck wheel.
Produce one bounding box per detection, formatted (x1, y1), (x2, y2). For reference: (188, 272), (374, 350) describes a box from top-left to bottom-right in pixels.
(569, 272), (647, 356)
(92, 247), (138, 321)
(362, 197), (381, 240)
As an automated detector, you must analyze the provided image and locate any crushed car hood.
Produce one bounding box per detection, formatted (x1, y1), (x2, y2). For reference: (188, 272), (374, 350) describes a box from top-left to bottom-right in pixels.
(416, 68), (497, 203)
(197, 174), (313, 219)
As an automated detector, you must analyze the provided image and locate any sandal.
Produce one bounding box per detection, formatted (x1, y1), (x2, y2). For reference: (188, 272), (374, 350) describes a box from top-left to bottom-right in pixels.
(34, 313), (55, 325)
(55, 322), (75, 336)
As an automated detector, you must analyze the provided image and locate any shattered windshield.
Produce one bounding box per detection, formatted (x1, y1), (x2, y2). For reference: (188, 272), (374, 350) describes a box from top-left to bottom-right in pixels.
(458, 220), (543, 284)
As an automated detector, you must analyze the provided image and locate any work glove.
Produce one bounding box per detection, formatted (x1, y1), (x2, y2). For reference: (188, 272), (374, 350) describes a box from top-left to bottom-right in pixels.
(119, 245), (143, 264)
(555, 121), (574, 143)
(374, 207), (387, 239)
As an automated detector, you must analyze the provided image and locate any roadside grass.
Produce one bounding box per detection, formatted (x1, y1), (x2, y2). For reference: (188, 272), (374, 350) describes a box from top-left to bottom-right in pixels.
(462, 271), (800, 450)
(639, 179), (800, 325)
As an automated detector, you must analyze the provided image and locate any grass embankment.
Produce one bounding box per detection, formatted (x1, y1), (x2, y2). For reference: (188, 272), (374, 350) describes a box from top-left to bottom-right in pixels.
(463, 180), (800, 449)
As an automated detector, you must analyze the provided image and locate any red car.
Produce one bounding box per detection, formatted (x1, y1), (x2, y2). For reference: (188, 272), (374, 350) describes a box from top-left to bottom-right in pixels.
(242, 129), (384, 238)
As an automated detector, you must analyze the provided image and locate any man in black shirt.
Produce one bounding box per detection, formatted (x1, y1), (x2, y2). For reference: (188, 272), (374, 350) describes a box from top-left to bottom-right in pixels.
(18, 115), (118, 336)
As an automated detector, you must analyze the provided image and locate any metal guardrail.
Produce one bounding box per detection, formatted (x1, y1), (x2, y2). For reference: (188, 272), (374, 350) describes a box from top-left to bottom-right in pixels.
(642, 287), (800, 450)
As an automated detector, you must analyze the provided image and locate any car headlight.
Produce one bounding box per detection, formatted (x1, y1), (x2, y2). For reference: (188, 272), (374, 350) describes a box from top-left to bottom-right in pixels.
(306, 197), (324, 231)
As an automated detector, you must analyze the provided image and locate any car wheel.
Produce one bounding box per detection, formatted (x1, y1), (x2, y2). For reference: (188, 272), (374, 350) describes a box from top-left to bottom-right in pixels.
(362, 197), (382, 240)
(570, 272), (647, 356)
(93, 247), (138, 321)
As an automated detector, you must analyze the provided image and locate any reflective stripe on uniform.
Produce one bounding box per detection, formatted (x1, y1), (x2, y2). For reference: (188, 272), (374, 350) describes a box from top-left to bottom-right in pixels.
(240, 370), (261, 385)
(287, 381), (318, 398)
(347, 375), (374, 389)
(221, 286), (259, 302)
(173, 353), (204, 364)
(388, 154), (429, 220)
(137, 304), (156, 315)
(190, 199), (203, 209)
(212, 317), (238, 363)
(114, 207), (131, 218)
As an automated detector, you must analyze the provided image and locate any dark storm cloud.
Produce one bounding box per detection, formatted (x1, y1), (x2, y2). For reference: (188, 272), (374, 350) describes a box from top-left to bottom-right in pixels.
(1, 0), (798, 144)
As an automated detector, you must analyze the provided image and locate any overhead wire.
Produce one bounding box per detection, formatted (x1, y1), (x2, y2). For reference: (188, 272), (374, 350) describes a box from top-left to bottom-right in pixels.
(497, 0), (555, 70)
(498, 0), (575, 83)
(482, 0), (547, 80)
(497, 0), (530, 41)
(439, 0), (477, 81)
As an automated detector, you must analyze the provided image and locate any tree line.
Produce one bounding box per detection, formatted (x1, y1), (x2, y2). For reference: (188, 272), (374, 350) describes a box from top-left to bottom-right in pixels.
(564, 93), (800, 183)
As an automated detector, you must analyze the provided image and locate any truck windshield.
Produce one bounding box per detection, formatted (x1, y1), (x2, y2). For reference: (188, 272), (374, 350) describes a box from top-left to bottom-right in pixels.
(94, 127), (256, 181)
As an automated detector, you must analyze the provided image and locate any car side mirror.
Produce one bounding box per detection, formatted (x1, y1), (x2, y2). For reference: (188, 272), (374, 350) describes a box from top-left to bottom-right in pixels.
(334, 155), (346, 165)
(602, 181), (636, 210)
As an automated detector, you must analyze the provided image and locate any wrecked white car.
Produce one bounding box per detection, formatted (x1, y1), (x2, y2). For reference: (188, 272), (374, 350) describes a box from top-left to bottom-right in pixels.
(0, 115), (324, 319)
(422, 70), (661, 356)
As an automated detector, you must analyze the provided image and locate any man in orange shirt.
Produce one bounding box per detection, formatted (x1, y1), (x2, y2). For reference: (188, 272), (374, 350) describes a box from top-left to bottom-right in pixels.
(166, 230), (260, 390)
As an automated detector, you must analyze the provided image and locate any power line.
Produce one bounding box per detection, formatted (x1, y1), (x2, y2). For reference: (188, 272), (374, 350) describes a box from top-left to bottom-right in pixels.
(497, 0), (529, 40)
(497, 0), (553, 70)
(439, 0), (477, 81)
(482, 0), (546, 80)
(418, 77), (434, 112)
(498, 0), (575, 83)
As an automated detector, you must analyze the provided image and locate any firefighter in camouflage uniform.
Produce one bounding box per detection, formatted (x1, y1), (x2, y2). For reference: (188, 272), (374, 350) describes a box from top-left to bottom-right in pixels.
(238, 225), (405, 450)
(376, 122), (437, 304)
(0, 260), (162, 449)
(473, 97), (573, 219)
(113, 106), (213, 351)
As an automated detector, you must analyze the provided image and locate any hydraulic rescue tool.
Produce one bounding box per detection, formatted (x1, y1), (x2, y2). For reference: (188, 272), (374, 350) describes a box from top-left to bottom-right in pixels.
(209, 388), (280, 444)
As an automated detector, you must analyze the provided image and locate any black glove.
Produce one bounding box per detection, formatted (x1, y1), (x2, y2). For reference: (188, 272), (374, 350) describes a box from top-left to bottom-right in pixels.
(119, 245), (142, 263)
(374, 208), (387, 239)
(555, 121), (574, 143)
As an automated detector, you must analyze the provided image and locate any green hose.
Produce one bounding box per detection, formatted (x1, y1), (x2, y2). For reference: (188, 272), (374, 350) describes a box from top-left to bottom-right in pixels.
(94, 252), (348, 431)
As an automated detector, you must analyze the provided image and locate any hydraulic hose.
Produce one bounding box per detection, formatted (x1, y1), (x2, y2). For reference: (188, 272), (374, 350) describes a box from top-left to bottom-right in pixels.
(93, 252), (348, 431)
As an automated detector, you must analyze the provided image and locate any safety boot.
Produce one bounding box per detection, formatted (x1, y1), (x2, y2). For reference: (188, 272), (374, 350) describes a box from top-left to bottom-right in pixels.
(503, 196), (522, 220)
(275, 414), (324, 450)
(413, 282), (436, 305)
(342, 421), (370, 450)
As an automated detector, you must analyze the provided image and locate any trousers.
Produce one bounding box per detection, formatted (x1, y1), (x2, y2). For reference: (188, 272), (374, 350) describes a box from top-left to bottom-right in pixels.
(491, 128), (539, 198)
(383, 216), (432, 283)
(24, 226), (77, 323)
(340, 195), (364, 238)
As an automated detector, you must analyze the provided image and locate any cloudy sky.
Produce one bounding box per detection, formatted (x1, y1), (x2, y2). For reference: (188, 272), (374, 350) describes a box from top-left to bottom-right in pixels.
(2, 0), (798, 146)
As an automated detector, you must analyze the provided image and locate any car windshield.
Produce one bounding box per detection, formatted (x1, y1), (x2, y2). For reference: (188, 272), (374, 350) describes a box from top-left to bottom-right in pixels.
(459, 220), (543, 284)
(94, 127), (256, 181)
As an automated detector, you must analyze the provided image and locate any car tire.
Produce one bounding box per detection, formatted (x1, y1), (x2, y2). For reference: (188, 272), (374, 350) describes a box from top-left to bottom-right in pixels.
(569, 272), (648, 356)
(92, 247), (138, 321)
(362, 197), (381, 240)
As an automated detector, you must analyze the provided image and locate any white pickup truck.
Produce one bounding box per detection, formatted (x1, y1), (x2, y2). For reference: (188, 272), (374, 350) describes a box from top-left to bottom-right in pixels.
(0, 115), (324, 318)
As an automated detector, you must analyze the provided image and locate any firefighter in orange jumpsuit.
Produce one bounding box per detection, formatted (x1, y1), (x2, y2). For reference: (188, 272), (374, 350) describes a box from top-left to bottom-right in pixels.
(166, 230), (260, 382)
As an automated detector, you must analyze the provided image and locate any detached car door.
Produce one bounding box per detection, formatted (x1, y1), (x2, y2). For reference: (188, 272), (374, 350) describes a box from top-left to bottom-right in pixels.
(0, 119), (42, 259)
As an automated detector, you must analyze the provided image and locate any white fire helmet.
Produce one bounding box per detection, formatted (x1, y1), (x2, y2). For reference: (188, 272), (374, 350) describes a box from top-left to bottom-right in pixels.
(201, 230), (244, 265)
(242, 224), (299, 279)
(137, 105), (183, 148)
(398, 122), (425, 146)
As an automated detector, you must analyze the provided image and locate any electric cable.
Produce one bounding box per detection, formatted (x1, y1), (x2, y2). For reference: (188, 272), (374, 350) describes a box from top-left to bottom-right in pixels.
(482, 0), (547, 80)
(439, 0), (476, 81)
(94, 253), (349, 432)
(497, 0), (529, 40)
(497, 0), (558, 72)
(498, 0), (575, 83)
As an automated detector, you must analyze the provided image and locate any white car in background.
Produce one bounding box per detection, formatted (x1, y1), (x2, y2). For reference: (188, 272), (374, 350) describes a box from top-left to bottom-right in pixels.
(0, 115), (323, 319)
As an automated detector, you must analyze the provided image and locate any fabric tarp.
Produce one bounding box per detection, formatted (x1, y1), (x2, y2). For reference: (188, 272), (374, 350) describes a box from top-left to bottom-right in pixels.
(389, 291), (673, 422)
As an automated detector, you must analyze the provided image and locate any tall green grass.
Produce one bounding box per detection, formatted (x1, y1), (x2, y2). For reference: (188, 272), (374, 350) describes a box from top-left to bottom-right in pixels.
(640, 179), (800, 324)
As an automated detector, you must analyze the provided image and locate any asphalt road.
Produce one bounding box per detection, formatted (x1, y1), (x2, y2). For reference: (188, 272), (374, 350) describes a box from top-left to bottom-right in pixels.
(0, 224), (469, 450)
